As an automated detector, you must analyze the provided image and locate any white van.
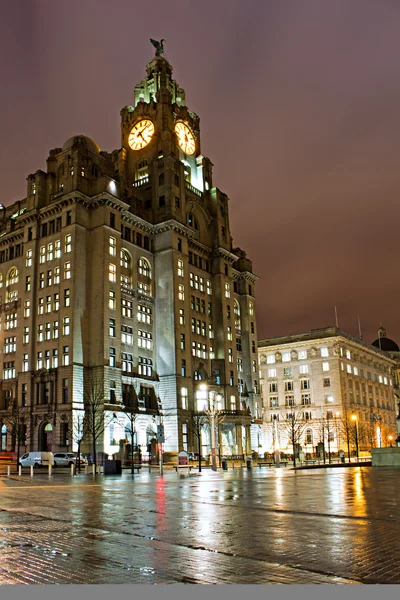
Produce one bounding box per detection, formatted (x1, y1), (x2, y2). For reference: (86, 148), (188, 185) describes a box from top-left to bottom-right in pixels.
(19, 452), (54, 468)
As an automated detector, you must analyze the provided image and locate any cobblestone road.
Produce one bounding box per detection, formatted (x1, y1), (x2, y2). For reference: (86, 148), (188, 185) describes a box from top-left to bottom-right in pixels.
(0, 465), (399, 584)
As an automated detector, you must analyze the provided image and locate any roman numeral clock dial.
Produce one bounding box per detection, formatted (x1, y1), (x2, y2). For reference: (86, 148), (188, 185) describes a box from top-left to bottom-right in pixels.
(175, 121), (195, 155)
(128, 119), (155, 150)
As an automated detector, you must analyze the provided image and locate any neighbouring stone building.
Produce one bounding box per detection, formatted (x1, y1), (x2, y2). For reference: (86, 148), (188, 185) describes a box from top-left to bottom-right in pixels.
(0, 49), (260, 461)
(258, 327), (398, 457)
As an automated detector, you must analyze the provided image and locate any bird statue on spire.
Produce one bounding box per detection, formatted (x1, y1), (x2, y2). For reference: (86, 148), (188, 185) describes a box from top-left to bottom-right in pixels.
(150, 39), (165, 57)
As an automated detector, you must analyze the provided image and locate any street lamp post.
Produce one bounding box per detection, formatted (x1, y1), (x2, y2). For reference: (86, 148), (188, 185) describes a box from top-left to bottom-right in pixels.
(327, 413), (331, 464)
(273, 415), (280, 468)
(200, 383), (217, 471)
(388, 435), (393, 448)
(351, 414), (359, 461)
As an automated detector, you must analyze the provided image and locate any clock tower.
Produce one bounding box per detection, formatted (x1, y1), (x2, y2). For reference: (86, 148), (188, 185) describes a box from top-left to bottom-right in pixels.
(112, 49), (261, 458)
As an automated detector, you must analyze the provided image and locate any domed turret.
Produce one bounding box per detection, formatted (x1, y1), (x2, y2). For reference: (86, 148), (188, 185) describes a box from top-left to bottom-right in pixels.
(62, 135), (100, 154)
(371, 326), (400, 353)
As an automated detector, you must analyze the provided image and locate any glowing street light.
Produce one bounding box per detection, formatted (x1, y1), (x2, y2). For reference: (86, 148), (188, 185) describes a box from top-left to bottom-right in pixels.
(351, 414), (359, 461)
(388, 435), (393, 448)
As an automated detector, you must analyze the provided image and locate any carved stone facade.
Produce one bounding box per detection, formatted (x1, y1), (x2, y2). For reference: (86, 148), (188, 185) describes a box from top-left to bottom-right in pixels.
(0, 53), (259, 460)
(259, 327), (398, 455)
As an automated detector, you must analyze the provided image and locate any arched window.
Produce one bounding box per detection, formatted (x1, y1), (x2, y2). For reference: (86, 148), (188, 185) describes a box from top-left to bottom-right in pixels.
(120, 249), (131, 269)
(137, 160), (148, 180)
(7, 267), (19, 286)
(306, 429), (313, 445)
(234, 299), (241, 330)
(187, 213), (199, 231)
(158, 173), (165, 186)
(138, 258), (151, 279)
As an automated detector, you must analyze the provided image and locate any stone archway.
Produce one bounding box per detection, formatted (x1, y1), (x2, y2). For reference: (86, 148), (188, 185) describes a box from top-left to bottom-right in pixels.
(39, 423), (53, 451)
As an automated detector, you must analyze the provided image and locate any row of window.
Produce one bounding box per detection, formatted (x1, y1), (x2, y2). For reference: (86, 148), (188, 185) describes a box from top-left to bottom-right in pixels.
(266, 348), (329, 364)
(109, 350), (153, 376)
(3, 347), (70, 377)
(341, 362), (392, 384)
(119, 228), (152, 251)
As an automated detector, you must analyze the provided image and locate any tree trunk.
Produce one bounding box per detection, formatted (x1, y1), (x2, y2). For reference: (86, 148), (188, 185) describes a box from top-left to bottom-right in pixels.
(292, 428), (296, 468)
(197, 426), (202, 472)
(131, 426), (134, 477)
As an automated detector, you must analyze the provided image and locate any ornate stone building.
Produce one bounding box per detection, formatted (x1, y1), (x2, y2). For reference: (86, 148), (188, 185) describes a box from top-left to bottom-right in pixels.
(0, 50), (260, 460)
(258, 327), (398, 456)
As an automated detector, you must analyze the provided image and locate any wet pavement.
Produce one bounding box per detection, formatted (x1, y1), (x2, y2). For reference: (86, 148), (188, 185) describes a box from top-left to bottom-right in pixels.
(0, 465), (399, 584)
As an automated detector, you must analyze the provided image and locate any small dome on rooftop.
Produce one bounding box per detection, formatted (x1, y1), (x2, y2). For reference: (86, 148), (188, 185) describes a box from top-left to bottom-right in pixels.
(62, 135), (100, 153)
(371, 337), (399, 352)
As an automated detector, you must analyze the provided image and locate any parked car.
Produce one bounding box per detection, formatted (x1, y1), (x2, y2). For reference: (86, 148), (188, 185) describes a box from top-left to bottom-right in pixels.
(53, 452), (88, 467)
(19, 452), (54, 468)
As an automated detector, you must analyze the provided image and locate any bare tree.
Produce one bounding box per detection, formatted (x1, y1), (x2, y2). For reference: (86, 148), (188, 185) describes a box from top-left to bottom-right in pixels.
(70, 411), (86, 472)
(4, 399), (28, 472)
(185, 412), (208, 471)
(280, 405), (307, 468)
(83, 372), (111, 467)
(118, 385), (139, 475)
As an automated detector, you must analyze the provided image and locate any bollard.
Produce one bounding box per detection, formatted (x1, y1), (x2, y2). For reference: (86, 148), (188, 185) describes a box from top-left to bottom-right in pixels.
(246, 457), (252, 470)
(92, 464), (96, 476)
(71, 463), (75, 477)
(18, 465), (22, 477)
(7, 466), (10, 477)
(84, 465), (88, 475)
(30, 465), (34, 477)
(97, 465), (101, 475)
(48, 465), (52, 478)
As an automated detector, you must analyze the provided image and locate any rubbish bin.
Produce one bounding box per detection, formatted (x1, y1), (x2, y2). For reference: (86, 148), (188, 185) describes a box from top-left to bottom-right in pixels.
(246, 458), (252, 470)
(104, 460), (122, 475)
(222, 458), (228, 471)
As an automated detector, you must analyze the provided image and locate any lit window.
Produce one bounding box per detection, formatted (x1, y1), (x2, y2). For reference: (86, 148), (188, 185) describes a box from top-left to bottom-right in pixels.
(45, 323), (51, 340)
(120, 249), (131, 269)
(23, 326), (29, 344)
(138, 305), (152, 324)
(178, 284), (184, 301)
(228, 348), (233, 363)
(63, 346), (70, 366)
(298, 350), (307, 360)
(38, 298), (44, 315)
(227, 326), (232, 341)
(63, 316), (70, 336)
(121, 325), (133, 344)
(179, 387), (188, 411)
(138, 356), (153, 377)
(322, 362), (330, 372)
(47, 243), (53, 261)
(109, 263), (116, 282)
(379, 375), (383, 384)
(320, 347), (329, 357)
(52, 349), (58, 368)
(25, 249), (33, 267)
(121, 353), (133, 373)
(55, 240), (61, 258)
(37, 352), (43, 370)
(353, 366), (359, 376)
(346, 350), (351, 360)
(53, 321), (59, 339)
(22, 354), (29, 372)
(46, 270), (52, 287)
(300, 365), (309, 374)
(347, 364), (352, 374)
(109, 290), (116, 310)
(54, 266), (60, 285)
(177, 260), (184, 278)
(266, 354), (276, 365)
(64, 262), (71, 279)
(207, 280), (212, 295)
(121, 298), (133, 318)
(282, 352), (291, 363)
(109, 237), (117, 256)
(252, 360), (257, 374)
(138, 330), (153, 350)
(64, 234), (72, 253)
(39, 273), (44, 289)
(249, 302), (254, 316)
(39, 246), (46, 264)
(109, 319), (116, 337)
(138, 258), (151, 278)
(179, 309), (185, 325)
(46, 295), (52, 313)
(268, 368), (276, 378)
(53, 293), (59, 311)
(384, 376), (388, 385)
(24, 300), (31, 318)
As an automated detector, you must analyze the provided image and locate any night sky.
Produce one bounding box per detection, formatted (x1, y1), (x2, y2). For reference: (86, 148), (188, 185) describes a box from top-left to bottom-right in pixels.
(1, 0), (400, 345)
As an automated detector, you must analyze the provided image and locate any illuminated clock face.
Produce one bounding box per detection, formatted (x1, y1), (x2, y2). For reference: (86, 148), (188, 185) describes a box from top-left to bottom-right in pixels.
(128, 119), (155, 150)
(175, 122), (196, 155)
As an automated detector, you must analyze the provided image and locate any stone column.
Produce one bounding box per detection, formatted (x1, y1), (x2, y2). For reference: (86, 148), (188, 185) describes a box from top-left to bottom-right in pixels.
(245, 424), (252, 454)
(236, 424), (243, 455)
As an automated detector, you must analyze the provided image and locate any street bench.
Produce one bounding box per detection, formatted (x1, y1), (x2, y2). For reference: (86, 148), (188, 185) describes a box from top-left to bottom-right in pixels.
(304, 460), (317, 465)
(174, 465), (193, 472)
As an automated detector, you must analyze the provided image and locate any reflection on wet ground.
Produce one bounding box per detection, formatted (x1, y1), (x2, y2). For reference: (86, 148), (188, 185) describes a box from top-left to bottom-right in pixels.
(0, 466), (399, 584)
